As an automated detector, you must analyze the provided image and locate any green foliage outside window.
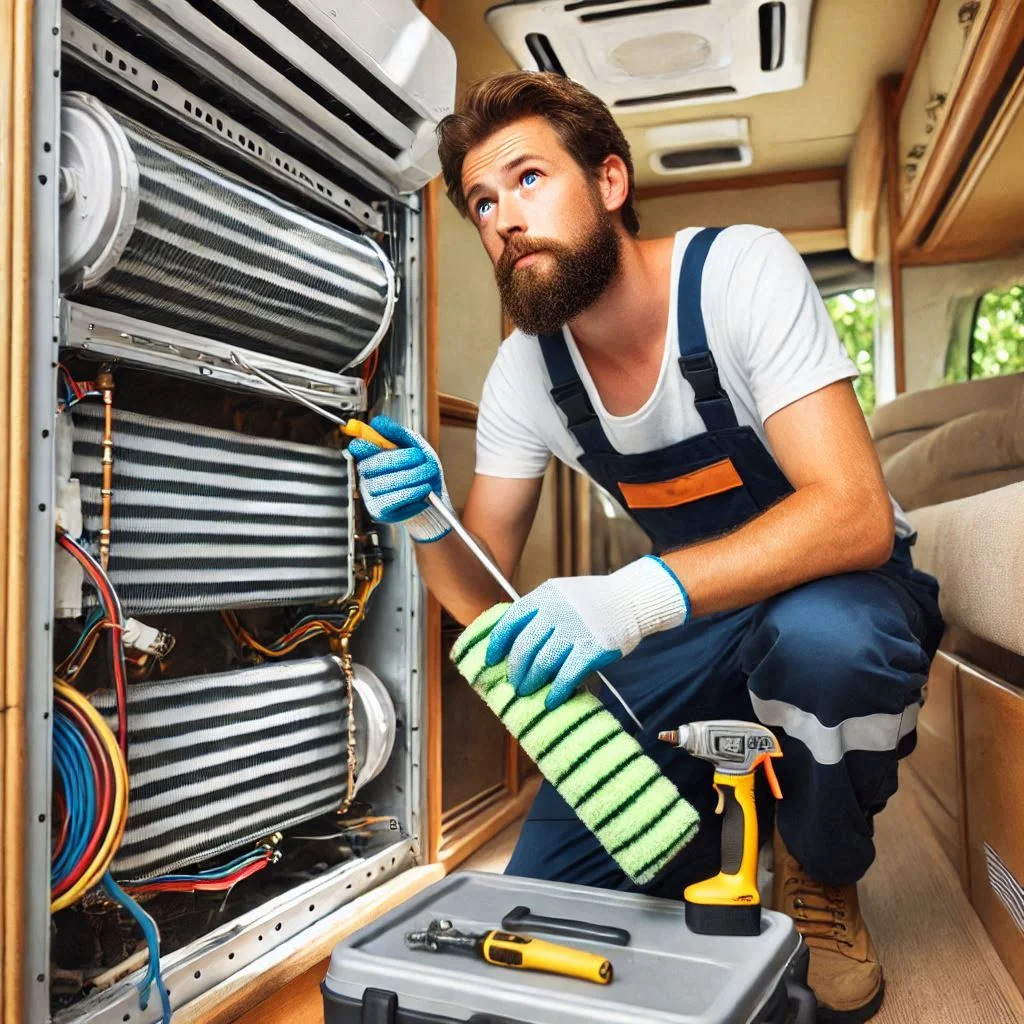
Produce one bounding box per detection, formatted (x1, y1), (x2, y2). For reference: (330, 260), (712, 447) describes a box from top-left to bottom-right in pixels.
(944, 284), (1024, 383)
(824, 288), (876, 416)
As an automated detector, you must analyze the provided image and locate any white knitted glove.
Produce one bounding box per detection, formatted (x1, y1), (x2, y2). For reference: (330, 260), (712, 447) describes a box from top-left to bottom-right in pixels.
(485, 555), (690, 709)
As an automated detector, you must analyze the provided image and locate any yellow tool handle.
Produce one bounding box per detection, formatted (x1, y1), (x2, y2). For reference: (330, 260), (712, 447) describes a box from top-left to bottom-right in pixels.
(480, 930), (612, 985)
(683, 770), (760, 908)
(342, 419), (397, 450)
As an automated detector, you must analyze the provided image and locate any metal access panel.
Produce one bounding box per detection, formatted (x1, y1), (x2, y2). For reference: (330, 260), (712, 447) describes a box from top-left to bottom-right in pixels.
(67, 402), (355, 615)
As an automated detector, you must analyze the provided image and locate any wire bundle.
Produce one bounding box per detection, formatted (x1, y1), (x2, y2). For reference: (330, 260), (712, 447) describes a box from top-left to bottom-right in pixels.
(130, 845), (278, 895)
(51, 682), (172, 1022)
(57, 532), (128, 752)
(57, 363), (101, 412)
(222, 559), (383, 659)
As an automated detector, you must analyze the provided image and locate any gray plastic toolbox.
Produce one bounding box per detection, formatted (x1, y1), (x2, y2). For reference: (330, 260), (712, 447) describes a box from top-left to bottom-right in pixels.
(322, 871), (815, 1024)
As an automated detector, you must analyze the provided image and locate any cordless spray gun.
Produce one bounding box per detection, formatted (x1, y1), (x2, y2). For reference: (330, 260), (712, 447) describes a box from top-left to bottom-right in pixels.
(659, 721), (783, 937)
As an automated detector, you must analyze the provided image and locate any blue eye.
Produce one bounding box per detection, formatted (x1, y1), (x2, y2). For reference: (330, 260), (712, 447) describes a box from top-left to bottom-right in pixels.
(476, 198), (494, 218)
(522, 170), (539, 187)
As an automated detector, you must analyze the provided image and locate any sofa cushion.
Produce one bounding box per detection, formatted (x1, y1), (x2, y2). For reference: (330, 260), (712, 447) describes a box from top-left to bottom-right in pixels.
(909, 481), (1024, 658)
(882, 388), (1024, 510)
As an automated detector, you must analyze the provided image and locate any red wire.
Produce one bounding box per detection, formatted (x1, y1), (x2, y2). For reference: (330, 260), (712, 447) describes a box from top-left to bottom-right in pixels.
(56, 533), (128, 754)
(53, 789), (69, 863)
(130, 854), (272, 894)
(52, 695), (114, 899)
(58, 363), (85, 400)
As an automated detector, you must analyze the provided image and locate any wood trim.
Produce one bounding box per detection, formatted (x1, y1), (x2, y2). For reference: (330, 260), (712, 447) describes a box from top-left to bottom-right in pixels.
(441, 783), (509, 834)
(884, 75), (908, 394)
(505, 735), (521, 797)
(779, 227), (849, 254)
(921, 61), (1024, 254)
(423, 176), (444, 864)
(895, 0), (1024, 253)
(845, 79), (887, 262)
(436, 775), (541, 871)
(952, 659), (971, 894)
(900, 237), (1024, 267)
(894, 0), (943, 111)
(176, 863), (446, 1024)
(635, 166), (845, 202)
(439, 393), (479, 427)
(3, 2), (33, 1020)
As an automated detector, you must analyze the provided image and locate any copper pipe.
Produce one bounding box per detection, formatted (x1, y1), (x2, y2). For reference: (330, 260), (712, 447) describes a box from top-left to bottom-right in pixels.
(97, 367), (115, 570)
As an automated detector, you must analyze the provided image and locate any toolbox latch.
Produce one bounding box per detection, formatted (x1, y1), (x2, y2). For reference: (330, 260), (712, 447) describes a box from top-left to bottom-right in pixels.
(361, 988), (398, 1024)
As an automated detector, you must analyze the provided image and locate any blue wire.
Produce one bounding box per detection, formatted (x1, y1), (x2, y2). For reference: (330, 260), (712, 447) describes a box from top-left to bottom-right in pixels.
(102, 875), (173, 1024)
(52, 708), (171, 1023)
(145, 847), (267, 883)
(52, 714), (96, 888)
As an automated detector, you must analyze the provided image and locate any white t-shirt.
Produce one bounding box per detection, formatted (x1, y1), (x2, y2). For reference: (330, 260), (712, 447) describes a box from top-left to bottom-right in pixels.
(476, 225), (912, 538)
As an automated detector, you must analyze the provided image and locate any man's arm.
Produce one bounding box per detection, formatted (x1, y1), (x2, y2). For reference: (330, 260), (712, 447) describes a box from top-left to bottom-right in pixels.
(413, 472), (544, 625)
(660, 378), (894, 616)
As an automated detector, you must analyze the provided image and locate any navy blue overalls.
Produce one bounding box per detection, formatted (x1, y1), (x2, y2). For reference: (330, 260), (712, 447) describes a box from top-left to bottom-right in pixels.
(505, 228), (944, 893)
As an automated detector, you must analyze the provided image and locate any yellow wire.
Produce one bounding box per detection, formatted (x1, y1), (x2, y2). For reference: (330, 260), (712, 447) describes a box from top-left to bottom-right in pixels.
(51, 682), (130, 912)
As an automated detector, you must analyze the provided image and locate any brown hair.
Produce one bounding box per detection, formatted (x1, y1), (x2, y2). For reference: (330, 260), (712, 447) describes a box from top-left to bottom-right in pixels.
(436, 72), (640, 236)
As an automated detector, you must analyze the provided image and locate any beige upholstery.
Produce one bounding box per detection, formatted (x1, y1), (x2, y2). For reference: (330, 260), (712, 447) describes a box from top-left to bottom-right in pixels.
(870, 374), (1024, 510)
(909, 482), (1024, 658)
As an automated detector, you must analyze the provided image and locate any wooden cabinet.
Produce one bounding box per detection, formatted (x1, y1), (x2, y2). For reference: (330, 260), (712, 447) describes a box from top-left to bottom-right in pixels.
(959, 663), (1024, 995)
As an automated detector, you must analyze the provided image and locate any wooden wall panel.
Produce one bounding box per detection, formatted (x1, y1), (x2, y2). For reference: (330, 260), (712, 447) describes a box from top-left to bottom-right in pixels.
(907, 653), (963, 870)
(960, 663), (1024, 996)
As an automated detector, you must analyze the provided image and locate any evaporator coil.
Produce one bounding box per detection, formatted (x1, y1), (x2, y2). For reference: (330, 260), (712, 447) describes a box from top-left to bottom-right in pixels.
(59, 92), (396, 371)
(91, 656), (397, 881)
(67, 403), (354, 616)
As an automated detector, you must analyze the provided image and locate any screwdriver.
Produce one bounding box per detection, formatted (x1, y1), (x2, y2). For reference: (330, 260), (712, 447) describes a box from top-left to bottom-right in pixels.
(230, 353), (644, 731)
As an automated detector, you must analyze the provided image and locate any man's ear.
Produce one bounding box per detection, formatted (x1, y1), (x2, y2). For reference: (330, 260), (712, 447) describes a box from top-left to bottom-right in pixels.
(596, 154), (630, 217)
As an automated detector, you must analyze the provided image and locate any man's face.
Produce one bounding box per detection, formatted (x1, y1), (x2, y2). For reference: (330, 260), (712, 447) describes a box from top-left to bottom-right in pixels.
(461, 116), (621, 336)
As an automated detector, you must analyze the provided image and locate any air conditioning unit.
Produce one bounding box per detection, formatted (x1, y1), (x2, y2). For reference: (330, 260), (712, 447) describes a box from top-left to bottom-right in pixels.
(486, 0), (812, 113)
(646, 117), (753, 176)
(82, 0), (457, 194)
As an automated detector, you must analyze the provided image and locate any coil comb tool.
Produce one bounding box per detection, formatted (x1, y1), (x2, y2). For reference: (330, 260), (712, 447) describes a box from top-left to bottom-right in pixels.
(405, 919), (613, 985)
(659, 720), (783, 936)
(229, 353), (644, 732)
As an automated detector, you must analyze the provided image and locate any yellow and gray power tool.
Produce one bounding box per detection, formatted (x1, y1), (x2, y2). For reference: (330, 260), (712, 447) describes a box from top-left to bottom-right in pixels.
(659, 720), (783, 937)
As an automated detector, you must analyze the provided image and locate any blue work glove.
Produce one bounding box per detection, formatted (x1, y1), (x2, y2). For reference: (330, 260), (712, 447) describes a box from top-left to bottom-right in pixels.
(485, 555), (690, 710)
(348, 415), (453, 543)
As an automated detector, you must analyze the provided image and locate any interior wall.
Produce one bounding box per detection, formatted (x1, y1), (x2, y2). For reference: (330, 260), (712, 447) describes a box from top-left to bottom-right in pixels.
(635, 177), (844, 241)
(902, 254), (1024, 393)
(874, 183), (898, 408)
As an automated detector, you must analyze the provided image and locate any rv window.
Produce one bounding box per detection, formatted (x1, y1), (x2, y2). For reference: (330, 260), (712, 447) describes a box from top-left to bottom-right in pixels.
(825, 288), (876, 415)
(944, 284), (1024, 383)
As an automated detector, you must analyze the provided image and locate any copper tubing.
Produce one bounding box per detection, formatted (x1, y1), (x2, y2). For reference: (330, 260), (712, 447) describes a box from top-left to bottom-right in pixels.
(97, 367), (115, 571)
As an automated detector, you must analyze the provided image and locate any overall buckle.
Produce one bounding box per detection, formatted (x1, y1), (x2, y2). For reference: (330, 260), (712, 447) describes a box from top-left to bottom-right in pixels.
(550, 380), (598, 429)
(679, 351), (725, 403)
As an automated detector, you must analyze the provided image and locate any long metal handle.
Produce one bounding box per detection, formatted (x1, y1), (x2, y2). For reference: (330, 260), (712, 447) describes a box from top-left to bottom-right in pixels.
(230, 353), (644, 730)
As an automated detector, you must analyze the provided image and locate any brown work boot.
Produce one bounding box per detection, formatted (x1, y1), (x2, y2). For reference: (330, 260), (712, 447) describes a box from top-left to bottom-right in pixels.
(772, 829), (884, 1022)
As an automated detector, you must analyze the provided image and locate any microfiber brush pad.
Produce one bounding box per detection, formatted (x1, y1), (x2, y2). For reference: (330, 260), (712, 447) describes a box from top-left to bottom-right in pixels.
(451, 604), (699, 887)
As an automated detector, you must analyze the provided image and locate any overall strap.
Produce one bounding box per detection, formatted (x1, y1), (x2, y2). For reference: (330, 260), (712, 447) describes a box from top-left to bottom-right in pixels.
(539, 331), (614, 454)
(677, 227), (739, 432)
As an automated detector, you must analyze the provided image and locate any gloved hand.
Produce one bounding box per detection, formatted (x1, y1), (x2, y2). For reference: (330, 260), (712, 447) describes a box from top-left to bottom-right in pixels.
(348, 415), (453, 543)
(485, 555), (690, 710)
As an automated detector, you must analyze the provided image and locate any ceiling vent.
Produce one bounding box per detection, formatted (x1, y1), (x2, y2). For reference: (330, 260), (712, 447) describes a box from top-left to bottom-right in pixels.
(645, 117), (752, 176)
(486, 0), (812, 113)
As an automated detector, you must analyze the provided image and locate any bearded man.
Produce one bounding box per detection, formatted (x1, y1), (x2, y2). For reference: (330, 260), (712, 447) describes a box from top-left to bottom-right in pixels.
(349, 72), (943, 1023)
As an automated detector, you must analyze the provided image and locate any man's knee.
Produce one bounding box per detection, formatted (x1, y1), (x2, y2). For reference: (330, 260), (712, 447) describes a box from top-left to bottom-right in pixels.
(741, 584), (879, 704)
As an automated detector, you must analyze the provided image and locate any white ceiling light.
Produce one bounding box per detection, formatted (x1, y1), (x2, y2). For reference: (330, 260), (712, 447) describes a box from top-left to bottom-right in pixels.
(486, 0), (813, 114)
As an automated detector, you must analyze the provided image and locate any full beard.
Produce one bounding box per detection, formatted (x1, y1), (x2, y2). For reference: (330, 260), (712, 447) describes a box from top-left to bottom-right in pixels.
(495, 207), (622, 337)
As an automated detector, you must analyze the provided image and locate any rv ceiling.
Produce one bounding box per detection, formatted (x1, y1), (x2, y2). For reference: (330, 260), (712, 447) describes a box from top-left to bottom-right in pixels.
(444, 0), (930, 188)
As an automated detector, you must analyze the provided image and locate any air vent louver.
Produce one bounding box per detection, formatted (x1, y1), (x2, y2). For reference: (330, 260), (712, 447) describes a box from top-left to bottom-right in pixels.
(488, 0), (812, 112)
(759, 2), (787, 71)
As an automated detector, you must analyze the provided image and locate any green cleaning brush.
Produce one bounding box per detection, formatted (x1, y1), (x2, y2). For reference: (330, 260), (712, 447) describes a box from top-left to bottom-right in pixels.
(451, 604), (700, 886)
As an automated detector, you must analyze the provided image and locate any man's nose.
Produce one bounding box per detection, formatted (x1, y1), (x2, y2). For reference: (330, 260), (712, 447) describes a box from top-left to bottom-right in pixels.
(496, 190), (527, 240)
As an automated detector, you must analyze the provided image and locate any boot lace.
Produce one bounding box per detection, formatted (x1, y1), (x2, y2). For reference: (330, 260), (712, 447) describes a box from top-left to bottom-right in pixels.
(785, 876), (853, 947)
